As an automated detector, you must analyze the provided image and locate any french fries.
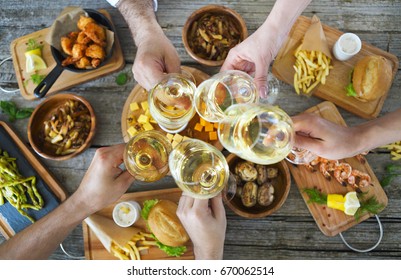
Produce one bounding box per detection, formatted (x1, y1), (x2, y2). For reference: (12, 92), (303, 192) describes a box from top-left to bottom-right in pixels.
(293, 45), (333, 95)
(110, 232), (158, 260)
(381, 141), (401, 160)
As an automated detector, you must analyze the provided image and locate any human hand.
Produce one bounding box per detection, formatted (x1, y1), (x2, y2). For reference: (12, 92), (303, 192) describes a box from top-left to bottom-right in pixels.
(292, 113), (362, 160)
(177, 193), (226, 260)
(73, 144), (135, 215)
(133, 29), (181, 91)
(220, 23), (282, 98)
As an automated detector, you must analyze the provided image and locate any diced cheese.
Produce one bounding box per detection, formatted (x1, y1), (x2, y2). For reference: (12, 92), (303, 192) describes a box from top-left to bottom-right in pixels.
(137, 114), (149, 124)
(141, 101), (149, 111)
(127, 126), (138, 137)
(144, 109), (151, 117)
(199, 118), (207, 126)
(143, 122), (154, 131)
(214, 122), (219, 129)
(171, 141), (180, 148)
(205, 123), (214, 132)
(166, 133), (174, 141)
(194, 123), (203, 132)
(209, 131), (218, 141)
(149, 118), (158, 124)
(129, 102), (140, 112)
(183, 136), (191, 142)
(173, 134), (183, 143)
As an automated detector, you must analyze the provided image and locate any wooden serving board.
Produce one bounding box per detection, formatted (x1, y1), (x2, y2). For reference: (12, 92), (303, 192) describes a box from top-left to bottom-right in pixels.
(287, 101), (388, 236)
(121, 66), (223, 150)
(83, 188), (194, 260)
(0, 121), (67, 239)
(272, 16), (399, 119)
(10, 9), (125, 100)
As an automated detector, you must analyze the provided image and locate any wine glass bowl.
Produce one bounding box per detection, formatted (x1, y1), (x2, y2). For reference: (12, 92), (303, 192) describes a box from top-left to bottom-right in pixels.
(218, 103), (295, 165)
(169, 139), (230, 199)
(148, 73), (196, 133)
(123, 130), (172, 182)
(194, 70), (259, 123)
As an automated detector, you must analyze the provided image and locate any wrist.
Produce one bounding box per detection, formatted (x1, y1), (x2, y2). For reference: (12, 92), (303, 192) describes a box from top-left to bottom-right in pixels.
(194, 245), (224, 260)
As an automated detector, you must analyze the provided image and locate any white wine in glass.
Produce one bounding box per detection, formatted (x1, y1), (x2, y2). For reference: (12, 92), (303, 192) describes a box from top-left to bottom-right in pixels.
(149, 73), (196, 133)
(194, 70), (259, 123)
(169, 139), (230, 199)
(124, 130), (172, 182)
(218, 103), (295, 165)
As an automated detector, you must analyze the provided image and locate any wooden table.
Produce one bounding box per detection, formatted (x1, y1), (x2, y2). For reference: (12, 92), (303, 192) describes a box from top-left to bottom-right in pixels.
(1, 0), (400, 260)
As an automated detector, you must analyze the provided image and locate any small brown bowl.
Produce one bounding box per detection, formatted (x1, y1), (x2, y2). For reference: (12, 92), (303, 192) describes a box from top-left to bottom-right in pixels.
(182, 5), (248, 67)
(224, 154), (291, 218)
(28, 93), (96, 161)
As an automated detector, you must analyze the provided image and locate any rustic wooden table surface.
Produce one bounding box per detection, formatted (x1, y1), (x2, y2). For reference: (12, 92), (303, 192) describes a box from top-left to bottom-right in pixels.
(1, 0), (400, 260)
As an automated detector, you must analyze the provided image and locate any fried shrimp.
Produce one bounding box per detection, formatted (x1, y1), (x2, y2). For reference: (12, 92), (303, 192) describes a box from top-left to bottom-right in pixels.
(84, 22), (106, 46)
(333, 162), (352, 186)
(75, 57), (91, 69)
(61, 36), (74, 56)
(85, 44), (105, 59)
(77, 15), (95, 31)
(76, 31), (92, 45)
(72, 43), (87, 60)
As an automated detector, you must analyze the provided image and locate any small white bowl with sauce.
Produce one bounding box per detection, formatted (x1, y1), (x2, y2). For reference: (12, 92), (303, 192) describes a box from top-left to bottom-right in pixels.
(332, 33), (362, 61)
(112, 201), (142, 227)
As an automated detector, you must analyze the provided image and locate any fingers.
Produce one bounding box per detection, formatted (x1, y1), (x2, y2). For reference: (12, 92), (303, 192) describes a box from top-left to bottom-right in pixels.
(254, 63), (268, 99)
(193, 197), (209, 209)
(294, 134), (322, 154)
(114, 170), (135, 190)
(210, 194), (226, 220)
(177, 193), (194, 213)
(95, 144), (126, 169)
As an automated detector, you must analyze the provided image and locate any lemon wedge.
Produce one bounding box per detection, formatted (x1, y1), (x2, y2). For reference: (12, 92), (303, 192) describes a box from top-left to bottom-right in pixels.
(327, 192), (360, 216)
(327, 194), (345, 212)
(344, 191), (360, 216)
(25, 52), (47, 73)
(25, 48), (42, 57)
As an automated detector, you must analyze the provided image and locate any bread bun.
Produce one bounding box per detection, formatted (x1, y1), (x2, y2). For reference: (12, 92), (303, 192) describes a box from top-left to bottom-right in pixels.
(352, 55), (392, 102)
(147, 200), (189, 247)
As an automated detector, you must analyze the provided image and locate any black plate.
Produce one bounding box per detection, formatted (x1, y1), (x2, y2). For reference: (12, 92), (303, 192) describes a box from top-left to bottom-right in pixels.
(0, 123), (61, 234)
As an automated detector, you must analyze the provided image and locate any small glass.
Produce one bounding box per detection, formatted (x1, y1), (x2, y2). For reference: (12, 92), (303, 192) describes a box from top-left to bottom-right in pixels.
(194, 70), (259, 123)
(124, 130), (172, 182)
(148, 72), (196, 133)
(217, 103), (315, 165)
(169, 139), (236, 199)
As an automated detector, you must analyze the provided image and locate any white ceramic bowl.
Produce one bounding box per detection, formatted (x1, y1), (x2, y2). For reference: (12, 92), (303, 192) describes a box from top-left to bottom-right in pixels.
(332, 33), (362, 61)
(112, 201), (141, 227)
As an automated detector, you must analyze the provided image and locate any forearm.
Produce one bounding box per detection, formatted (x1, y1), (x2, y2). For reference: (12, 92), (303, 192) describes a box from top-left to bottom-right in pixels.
(117, 0), (161, 45)
(354, 108), (401, 152)
(261, 0), (311, 55)
(0, 193), (90, 259)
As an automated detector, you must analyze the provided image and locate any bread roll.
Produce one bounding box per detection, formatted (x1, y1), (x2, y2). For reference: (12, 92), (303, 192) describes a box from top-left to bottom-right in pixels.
(147, 200), (189, 247)
(352, 55), (392, 102)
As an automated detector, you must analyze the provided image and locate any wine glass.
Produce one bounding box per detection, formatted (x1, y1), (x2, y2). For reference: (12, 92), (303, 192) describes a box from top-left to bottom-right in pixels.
(124, 130), (172, 182)
(169, 138), (236, 200)
(148, 72), (196, 133)
(194, 70), (259, 123)
(217, 103), (316, 165)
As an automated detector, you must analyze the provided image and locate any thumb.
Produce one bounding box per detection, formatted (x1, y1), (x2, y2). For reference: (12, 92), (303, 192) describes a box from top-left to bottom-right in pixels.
(254, 63), (268, 98)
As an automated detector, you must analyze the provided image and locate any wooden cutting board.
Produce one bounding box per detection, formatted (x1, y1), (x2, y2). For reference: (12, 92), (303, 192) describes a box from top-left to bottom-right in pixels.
(0, 121), (67, 239)
(10, 9), (125, 100)
(83, 188), (195, 260)
(272, 16), (399, 119)
(287, 101), (388, 236)
(121, 66), (223, 150)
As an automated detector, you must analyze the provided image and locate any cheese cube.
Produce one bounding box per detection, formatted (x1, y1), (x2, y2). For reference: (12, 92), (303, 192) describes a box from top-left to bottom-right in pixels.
(129, 102), (140, 112)
(194, 123), (203, 132)
(205, 123), (214, 132)
(143, 122), (154, 131)
(127, 126), (138, 137)
(183, 136), (191, 142)
(141, 101), (149, 111)
(209, 131), (218, 141)
(199, 118), (207, 126)
(214, 122), (220, 129)
(171, 141), (180, 148)
(166, 133), (174, 141)
(144, 109), (151, 117)
(173, 134), (183, 143)
(137, 114), (149, 124)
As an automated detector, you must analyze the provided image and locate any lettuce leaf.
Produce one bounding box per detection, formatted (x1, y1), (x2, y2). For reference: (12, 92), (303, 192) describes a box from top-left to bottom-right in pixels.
(141, 199), (159, 220)
(345, 83), (357, 97)
(156, 241), (187, 257)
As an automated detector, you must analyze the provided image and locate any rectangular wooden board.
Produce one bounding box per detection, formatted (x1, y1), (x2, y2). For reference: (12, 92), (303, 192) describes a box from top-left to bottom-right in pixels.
(10, 9), (125, 100)
(83, 188), (195, 260)
(287, 101), (388, 236)
(272, 16), (399, 119)
(0, 121), (67, 239)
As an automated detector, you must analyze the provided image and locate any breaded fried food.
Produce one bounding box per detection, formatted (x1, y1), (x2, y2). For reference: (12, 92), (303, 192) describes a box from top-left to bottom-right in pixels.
(75, 57), (91, 69)
(76, 31), (92, 45)
(85, 44), (105, 59)
(77, 15), (95, 31)
(84, 22), (106, 46)
(61, 36), (74, 56)
(72, 43), (87, 60)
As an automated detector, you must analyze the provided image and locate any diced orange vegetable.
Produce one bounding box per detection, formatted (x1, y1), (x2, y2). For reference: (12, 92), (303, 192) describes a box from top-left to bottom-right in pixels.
(214, 122), (219, 129)
(205, 123), (214, 132)
(200, 118), (207, 126)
